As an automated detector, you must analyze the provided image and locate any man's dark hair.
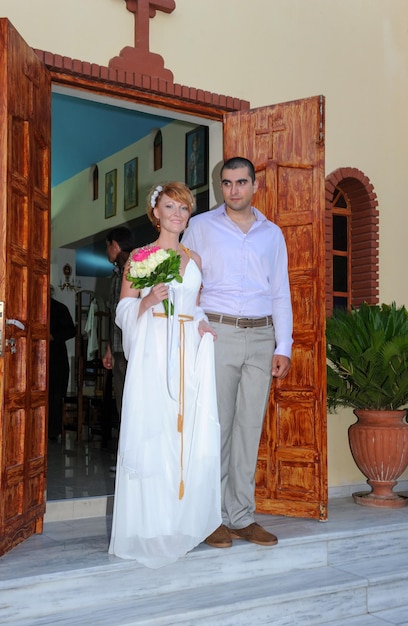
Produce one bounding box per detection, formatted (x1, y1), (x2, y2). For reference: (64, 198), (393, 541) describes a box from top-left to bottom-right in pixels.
(106, 227), (134, 252)
(221, 157), (256, 183)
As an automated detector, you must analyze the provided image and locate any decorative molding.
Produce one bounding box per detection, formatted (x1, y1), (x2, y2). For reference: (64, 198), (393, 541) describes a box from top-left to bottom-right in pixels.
(33, 1), (251, 116)
(34, 49), (250, 118)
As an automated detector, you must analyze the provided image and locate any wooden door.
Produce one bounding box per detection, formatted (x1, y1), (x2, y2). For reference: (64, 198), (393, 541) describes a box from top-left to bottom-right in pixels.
(224, 96), (327, 520)
(0, 19), (51, 556)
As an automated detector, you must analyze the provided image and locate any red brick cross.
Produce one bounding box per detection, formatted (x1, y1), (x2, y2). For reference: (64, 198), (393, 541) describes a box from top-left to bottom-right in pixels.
(124, 0), (176, 52)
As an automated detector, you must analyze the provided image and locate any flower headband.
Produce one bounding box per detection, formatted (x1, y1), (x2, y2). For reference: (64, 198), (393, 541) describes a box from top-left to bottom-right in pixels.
(150, 185), (163, 208)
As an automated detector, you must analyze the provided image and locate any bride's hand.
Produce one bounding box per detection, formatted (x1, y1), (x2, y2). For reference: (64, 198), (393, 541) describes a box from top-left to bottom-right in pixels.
(198, 319), (217, 339)
(143, 283), (168, 307)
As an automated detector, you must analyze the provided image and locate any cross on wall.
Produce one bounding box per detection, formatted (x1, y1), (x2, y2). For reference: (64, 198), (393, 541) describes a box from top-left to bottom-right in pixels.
(125, 0), (175, 52)
(109, 0), (176, 82)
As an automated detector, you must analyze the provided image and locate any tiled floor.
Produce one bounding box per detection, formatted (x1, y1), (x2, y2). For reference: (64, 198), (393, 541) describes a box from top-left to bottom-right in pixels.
(46, 430), (118, 501)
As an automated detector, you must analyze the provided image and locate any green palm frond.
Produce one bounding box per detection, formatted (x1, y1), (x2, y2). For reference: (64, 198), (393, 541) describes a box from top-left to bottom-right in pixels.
(326, 302), (408, 411)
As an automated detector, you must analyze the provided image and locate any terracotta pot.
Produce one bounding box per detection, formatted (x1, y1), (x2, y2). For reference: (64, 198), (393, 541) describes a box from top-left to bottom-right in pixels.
(348, 409), (408, 508)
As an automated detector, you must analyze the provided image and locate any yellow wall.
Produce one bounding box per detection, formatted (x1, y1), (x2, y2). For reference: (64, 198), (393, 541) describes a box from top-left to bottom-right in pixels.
(2, 0), (408, 490)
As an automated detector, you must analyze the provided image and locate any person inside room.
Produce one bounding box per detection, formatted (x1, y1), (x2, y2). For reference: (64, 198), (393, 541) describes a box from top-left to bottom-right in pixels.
(48, 286), (76, 441)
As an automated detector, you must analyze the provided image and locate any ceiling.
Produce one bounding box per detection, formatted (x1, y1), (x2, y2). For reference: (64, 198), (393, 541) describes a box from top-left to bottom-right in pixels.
(51, 92), (171, 188)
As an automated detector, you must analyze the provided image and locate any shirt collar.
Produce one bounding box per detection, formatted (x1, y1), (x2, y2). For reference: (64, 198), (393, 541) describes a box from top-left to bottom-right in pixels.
(221, 203), (266, 222)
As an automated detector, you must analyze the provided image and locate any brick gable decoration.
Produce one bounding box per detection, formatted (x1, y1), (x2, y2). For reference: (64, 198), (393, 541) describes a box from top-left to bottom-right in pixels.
(34, 0), (249, 118)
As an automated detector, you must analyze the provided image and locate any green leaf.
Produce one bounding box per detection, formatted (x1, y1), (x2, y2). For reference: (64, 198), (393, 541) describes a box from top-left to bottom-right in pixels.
(326, 302), (408, 411)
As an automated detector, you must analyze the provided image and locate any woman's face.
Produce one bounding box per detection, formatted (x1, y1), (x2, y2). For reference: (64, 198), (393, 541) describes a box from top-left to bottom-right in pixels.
(154, 193), (190, 235)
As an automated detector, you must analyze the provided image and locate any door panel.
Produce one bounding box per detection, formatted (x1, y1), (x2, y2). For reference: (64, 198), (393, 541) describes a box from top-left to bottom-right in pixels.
(224, 96), (327, 520)
(0, 19), (51, 556)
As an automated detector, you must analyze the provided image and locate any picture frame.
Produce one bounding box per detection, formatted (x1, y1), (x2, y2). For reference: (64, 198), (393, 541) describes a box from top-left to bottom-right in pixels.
(105, 169), (117, 219)
(124, 157), (138, 210)
(185, 126), (208, 190)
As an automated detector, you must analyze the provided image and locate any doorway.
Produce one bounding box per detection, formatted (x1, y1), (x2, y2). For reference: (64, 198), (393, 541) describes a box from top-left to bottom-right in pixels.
(48, 85), (223, 502)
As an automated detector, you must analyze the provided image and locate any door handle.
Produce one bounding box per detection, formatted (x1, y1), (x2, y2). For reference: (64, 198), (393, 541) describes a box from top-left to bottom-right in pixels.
(5, 319), (25, 355)
(0, 302), (25, 357)
(6, 319), (25, 331)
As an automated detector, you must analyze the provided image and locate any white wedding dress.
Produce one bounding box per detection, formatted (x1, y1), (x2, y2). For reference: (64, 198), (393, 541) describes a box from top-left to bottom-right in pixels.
(108, 259), (221, 568)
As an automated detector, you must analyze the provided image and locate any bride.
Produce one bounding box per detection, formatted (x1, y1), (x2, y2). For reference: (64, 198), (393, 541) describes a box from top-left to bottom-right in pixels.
(108, 182), (221, 568)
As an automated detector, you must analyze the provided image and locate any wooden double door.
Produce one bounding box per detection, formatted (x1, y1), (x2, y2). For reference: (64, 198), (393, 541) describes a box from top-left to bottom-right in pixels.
(224, 103), (327, 521)
(0, 18), (326, 557)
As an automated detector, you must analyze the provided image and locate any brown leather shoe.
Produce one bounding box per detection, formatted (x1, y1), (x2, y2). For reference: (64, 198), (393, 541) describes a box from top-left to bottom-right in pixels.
(229, 522), (278, 546)
(205, 524), (232, 548)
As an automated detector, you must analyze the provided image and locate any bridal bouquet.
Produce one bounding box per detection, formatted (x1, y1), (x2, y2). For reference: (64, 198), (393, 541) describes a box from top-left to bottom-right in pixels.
(126, 245), (182, 316)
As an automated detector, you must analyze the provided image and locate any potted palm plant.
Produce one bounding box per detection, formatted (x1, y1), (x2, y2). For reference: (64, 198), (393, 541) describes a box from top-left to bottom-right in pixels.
(326, 302), (408, 508)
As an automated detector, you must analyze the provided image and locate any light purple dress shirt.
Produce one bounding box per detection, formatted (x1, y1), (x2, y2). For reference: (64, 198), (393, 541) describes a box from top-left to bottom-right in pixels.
(182, 204), (293, 358)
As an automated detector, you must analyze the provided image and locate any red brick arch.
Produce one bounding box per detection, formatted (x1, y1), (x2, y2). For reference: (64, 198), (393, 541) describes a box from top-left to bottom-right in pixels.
(325, 167), (379, 315)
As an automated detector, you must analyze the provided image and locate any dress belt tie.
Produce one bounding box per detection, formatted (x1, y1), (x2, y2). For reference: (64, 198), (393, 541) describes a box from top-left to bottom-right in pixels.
(206, 312), (273, 328)
(153, 313), (193, 499)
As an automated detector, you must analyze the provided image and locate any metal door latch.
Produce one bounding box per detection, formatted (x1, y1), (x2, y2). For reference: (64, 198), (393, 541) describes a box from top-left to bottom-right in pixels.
(0, 302), (25, 356)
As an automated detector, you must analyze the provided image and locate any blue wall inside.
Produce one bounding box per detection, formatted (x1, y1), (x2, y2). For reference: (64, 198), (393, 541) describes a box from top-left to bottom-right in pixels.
(51, 93), (170, 187)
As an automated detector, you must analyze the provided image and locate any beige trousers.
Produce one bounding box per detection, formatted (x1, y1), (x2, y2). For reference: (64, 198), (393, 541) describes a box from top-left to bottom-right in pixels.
(211, 322), (275, 528)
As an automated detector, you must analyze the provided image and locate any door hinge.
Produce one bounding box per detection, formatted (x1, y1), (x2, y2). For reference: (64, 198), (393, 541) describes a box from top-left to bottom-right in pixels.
(317, 94), (325, 145)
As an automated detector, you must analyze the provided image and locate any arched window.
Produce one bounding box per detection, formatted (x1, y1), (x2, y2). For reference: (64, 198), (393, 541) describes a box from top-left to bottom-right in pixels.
(91, 164), (99, 201)
(154, 130), (163, 171)
(325, 168), (379, 315)
(331, 187), (351, 309)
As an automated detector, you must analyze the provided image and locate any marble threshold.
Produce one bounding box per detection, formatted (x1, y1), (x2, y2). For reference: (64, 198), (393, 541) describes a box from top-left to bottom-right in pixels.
(44, 480), (408, 522)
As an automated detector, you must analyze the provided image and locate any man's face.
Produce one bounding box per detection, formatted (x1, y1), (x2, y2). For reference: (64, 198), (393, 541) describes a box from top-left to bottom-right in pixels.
(220, 166), (258, 212)
(106, 240), (120, 263)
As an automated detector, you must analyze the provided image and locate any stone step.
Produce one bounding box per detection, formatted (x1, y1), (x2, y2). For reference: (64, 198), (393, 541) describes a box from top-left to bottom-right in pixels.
(325, 615), (407, 626)
(328, 525), (408, 566)
(3, 553), (408, 625)
(2, 520), (407, 596)
(2, 495), (408, 624)
(1, 508), (408, 625)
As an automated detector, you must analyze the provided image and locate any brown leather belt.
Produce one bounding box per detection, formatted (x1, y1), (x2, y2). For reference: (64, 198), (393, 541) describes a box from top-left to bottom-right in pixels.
(206, 312), (273, 329)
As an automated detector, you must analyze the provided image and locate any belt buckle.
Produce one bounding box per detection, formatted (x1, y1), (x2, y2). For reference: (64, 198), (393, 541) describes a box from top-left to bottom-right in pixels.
(236, 317), (251, 328)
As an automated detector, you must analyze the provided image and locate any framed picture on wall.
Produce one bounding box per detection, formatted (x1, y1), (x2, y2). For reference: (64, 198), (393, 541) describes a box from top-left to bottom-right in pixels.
(185, 126), (208, 190)
(105, 169), (117, 219)
(124, 157), (138, 210)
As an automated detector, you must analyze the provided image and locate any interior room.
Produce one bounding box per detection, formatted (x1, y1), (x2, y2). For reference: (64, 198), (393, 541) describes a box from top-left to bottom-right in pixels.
(47, 86), (218, 503)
